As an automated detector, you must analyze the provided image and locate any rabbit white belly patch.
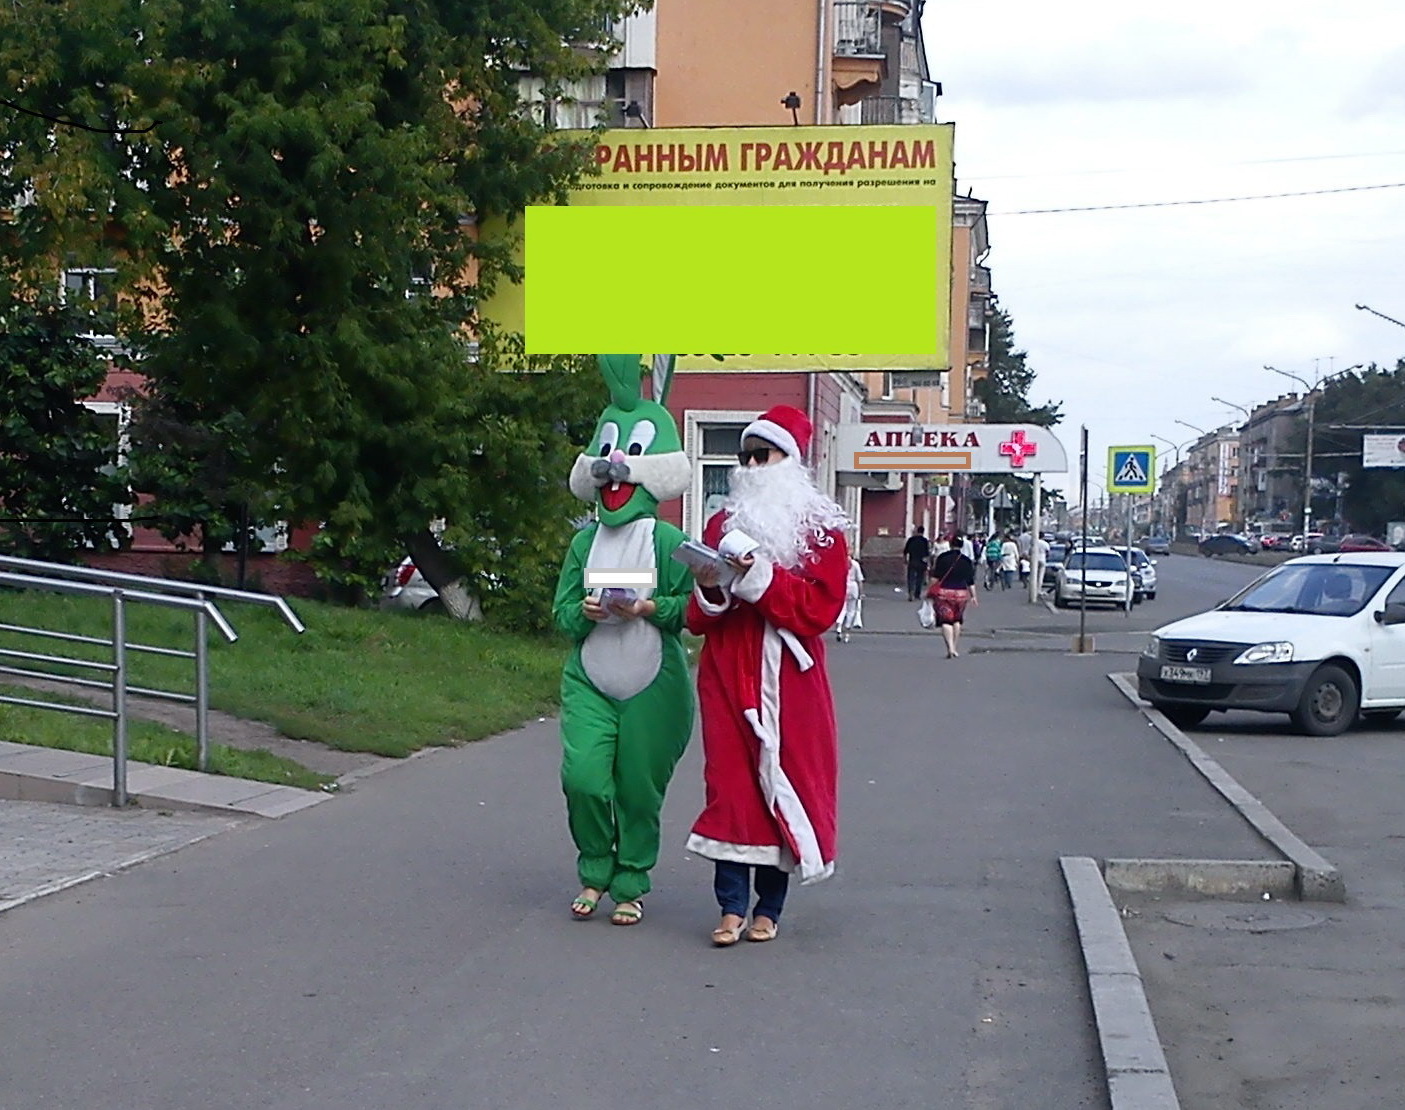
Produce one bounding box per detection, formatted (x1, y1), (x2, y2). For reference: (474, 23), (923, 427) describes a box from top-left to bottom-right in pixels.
(581, 518), (661, 700)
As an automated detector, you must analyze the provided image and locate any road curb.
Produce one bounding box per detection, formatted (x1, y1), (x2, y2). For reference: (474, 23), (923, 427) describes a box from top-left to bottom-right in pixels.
(1106, 672), (1345, 902)
(1061, 856), (1182, 1110)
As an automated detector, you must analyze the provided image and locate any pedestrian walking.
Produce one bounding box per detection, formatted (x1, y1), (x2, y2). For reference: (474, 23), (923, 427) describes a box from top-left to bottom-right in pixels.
(983, 534), (1003, 590)
(926, 533), (978, 658)
(687, 405), (846, 947)
(903, 526), (931, 601)
(999, 533), (1019, 590)
(836, 544), (864, 643)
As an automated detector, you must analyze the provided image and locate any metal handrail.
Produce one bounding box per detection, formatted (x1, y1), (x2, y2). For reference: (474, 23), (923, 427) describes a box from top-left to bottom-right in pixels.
(0, 557), (301, 805)
(0, 555), (305, 633)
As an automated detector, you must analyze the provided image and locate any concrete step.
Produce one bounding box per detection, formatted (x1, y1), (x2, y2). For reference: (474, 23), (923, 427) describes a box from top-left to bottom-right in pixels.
(0, 740), (329, 818)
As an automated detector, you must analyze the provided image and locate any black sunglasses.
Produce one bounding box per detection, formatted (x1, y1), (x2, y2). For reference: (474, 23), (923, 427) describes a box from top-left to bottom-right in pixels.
(737, 446), (778, 465)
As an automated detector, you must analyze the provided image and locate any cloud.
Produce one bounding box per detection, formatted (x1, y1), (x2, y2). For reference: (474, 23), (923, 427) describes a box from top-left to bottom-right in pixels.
(1343, 46), (1405, 116)
(957, 38), (1252, 109)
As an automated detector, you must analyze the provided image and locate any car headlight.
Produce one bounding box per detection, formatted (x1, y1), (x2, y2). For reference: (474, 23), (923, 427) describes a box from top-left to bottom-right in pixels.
(1142, 635), (1161, 658)
(1233, 641), (1295, 665)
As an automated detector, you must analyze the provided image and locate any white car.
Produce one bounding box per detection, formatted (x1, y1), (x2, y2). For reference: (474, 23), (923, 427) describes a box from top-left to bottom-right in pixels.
(1136, 553), (1405, 735)
(1113, 546), (1158, 601)
(1053, 547), (1134, 608)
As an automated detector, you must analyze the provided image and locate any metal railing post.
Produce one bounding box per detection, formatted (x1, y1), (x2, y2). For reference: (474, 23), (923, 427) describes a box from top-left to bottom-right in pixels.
(112, 591), (129, 807)
(195, 605), (211, 772)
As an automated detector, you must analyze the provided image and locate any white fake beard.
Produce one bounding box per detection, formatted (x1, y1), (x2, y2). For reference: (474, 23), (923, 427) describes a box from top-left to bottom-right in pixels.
(723, 456), (849, 569)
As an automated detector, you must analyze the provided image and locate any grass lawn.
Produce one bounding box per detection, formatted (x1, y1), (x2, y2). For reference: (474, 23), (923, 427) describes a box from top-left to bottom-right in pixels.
(0, 589), (571, 761)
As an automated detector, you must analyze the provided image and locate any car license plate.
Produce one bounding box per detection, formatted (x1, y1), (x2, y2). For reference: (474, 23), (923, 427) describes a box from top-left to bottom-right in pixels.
(1160, 665), (1211, 684)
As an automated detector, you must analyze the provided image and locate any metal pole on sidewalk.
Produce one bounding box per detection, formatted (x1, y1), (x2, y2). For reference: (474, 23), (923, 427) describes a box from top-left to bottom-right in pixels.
(1029, 473), (1042, 605)
(112, 591), (129, 807)
(1125, 494), (1134, 615)
(1078, 427), (1090, 650)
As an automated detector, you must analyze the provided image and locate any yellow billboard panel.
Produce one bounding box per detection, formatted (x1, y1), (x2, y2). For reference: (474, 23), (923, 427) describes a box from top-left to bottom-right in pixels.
(480, 124), (955, 372)
(525, 205), (938, 354)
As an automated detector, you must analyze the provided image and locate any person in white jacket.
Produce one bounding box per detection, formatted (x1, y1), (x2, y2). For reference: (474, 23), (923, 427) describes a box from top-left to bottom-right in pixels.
(836, 548), (864, 643)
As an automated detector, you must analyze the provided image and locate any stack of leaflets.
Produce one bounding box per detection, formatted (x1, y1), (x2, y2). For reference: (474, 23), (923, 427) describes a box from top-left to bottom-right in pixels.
(671, 530), (759, 587)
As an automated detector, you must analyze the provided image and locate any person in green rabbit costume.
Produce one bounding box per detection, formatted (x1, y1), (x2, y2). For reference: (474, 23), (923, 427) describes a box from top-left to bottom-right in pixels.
(552, 354), (695, 927)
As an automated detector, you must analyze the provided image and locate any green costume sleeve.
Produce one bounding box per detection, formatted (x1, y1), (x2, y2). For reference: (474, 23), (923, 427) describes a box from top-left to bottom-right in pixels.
(647, 521), (694, 635)
(552, 526), (597, 643)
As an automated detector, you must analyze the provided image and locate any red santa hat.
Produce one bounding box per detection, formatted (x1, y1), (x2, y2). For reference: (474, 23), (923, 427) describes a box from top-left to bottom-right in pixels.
(742, 404), (812, 461)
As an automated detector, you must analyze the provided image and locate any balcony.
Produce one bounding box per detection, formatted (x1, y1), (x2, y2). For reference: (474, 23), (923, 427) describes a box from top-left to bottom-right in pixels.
(854, 93), (933, 124)
(833, 3), (882, 55)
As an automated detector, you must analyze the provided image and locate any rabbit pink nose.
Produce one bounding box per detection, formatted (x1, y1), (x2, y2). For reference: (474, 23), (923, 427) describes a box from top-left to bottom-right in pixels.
(609, 449), (627, 464)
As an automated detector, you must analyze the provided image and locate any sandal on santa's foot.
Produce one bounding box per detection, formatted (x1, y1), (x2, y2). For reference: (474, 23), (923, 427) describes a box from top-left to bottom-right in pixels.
(746, 916), (779, 942)
(711, 913), (746, 946)
(610, 899), (644, 926)
(570, 888), (603, 919)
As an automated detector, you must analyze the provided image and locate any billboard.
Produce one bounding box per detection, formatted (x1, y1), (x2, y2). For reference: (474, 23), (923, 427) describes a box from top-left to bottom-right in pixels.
(1363, 434), (1405, 468)
(480, 124), (955, 371)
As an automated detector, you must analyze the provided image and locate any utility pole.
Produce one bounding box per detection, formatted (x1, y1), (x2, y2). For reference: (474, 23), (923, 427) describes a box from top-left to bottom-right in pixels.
(1265, 363), (1363, 536)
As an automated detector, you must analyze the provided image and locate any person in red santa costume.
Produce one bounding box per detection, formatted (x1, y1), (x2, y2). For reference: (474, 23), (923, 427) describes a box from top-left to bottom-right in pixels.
(686, 404), (850, 946)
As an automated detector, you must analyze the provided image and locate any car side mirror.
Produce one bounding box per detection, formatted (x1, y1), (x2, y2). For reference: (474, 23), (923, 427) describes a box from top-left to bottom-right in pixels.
(1375, 602), (1405, 626)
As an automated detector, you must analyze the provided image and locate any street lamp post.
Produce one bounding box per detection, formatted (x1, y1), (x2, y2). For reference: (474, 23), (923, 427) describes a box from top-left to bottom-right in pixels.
(1151, 434), (1194, 535)
(1175, 420), (1209, 535)
(1264, 363), (1364, 536)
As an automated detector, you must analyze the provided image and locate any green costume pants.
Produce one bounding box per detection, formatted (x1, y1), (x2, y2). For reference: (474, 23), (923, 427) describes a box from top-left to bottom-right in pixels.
(559, 646), (693, 903)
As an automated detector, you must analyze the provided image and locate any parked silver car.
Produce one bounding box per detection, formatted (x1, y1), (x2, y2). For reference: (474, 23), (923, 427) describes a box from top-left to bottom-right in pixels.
(379, 558), (443, 613)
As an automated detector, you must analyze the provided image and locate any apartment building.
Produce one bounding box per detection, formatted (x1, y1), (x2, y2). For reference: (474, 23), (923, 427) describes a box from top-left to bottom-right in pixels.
(1235, 394), (1306, 529)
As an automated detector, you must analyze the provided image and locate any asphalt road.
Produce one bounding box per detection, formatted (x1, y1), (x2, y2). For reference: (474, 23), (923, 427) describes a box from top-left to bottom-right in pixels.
(1, 554), (1296, 1110)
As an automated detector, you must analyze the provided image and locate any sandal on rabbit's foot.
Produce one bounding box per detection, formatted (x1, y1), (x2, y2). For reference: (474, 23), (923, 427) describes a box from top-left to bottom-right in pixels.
(610, 899), (644, 926)
(570, 888), (603, 919)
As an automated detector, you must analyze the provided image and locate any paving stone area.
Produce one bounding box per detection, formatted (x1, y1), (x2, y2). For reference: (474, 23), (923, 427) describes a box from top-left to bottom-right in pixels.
(0, 798), (240, 913)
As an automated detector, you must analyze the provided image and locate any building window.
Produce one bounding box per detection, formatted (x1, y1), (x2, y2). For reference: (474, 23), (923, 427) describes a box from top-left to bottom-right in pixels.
(81, 401), (130, 546)
(62, 267), (117, 335)
(686, 412), (755, 536)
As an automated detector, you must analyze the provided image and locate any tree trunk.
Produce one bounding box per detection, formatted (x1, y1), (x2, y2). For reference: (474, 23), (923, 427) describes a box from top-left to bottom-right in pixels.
(404, 528), (483, 621)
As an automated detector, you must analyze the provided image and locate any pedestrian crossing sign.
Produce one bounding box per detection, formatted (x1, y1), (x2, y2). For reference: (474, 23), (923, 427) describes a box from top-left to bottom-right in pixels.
(1108, 446), (1156, 494)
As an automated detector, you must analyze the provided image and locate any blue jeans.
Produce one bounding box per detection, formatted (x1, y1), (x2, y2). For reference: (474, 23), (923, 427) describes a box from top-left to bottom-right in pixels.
(714, 861), (789, 921)
(906, 563), (925, 600)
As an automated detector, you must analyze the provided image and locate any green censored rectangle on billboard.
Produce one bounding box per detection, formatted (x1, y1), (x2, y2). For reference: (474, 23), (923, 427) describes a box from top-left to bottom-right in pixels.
(523, 204), (939, 355)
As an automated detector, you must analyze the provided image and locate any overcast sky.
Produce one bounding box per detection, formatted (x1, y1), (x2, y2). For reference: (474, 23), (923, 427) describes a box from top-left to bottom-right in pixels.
(923, 0), (1405, 501)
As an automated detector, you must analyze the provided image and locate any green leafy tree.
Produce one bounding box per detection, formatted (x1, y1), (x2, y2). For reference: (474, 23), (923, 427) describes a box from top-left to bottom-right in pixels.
(973, 308), (1063, 427)
(1299, 361), (1405, 535)
(0, 293), (131, 560)
(1, 0), (640, 628)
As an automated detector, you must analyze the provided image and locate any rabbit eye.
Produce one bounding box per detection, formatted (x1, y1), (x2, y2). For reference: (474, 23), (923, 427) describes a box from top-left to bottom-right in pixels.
(626, 420), (657, 455)
(597, 421), (620, 456)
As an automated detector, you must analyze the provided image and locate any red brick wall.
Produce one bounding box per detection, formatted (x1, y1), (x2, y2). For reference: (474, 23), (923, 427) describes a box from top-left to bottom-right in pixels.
(861, 488), (910, 583)
(82, 550), (321, 597)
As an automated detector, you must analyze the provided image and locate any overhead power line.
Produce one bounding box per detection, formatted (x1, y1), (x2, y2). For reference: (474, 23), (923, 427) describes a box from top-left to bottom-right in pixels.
(1000, 181), (1405, 215)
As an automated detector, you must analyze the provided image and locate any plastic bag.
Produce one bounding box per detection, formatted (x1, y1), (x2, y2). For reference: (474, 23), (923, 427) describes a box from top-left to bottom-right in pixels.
(917, 597), (936, 629)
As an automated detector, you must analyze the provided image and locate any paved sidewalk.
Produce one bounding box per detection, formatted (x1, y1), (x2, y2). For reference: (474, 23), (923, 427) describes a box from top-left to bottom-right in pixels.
(0, 798), (239, 914)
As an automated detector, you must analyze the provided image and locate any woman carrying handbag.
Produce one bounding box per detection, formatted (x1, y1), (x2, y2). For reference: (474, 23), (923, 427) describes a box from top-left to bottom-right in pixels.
(925, 533), (978, 658)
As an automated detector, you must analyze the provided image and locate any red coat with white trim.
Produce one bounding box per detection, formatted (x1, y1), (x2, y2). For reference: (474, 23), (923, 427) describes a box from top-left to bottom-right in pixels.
(684, 511), (848, 884)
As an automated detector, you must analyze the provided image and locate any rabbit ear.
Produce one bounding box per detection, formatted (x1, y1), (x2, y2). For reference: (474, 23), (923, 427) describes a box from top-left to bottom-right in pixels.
(650, 354), (676, 406)
(597, 354), (644, 411)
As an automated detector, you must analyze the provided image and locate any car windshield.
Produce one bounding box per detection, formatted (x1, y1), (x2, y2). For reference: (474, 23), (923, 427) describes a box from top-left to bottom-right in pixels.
(1066, 552), (1127, 572)
(1221, 563), (1395, 617)
(1048, 544), (1068, 562)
